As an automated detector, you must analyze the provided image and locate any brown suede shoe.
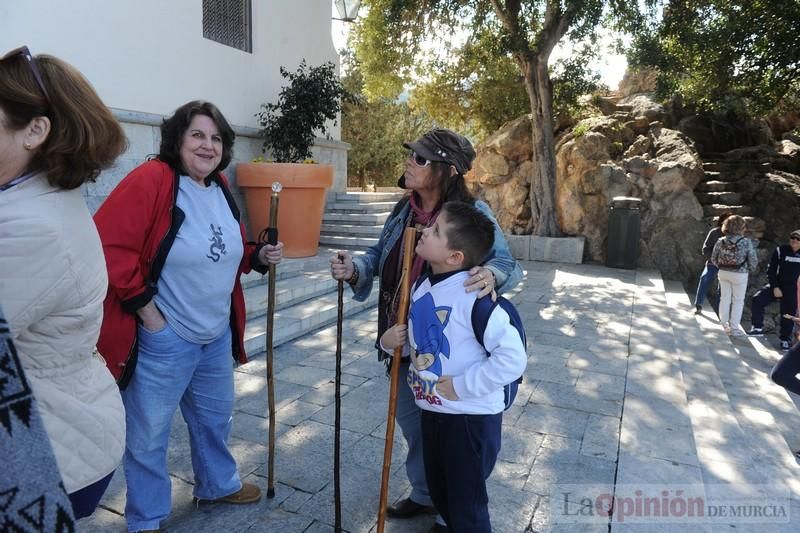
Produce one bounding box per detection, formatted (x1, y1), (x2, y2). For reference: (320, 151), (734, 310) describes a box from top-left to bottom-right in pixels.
(196, 482), (262, 505)
(385, 497), (436, 518)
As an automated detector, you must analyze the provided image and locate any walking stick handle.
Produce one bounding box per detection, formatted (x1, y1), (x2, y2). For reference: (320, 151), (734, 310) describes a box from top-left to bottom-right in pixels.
(377, 227), (417, 533)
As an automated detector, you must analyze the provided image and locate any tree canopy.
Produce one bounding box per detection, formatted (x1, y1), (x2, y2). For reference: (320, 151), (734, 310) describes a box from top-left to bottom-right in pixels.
(351, 0), (650, 236)
(629, 0), (800, 115)
(340, 56), (433, 189)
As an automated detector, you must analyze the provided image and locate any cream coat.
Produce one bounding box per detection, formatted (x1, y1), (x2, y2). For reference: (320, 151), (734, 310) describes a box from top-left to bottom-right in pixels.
(0, 174), (125, 492)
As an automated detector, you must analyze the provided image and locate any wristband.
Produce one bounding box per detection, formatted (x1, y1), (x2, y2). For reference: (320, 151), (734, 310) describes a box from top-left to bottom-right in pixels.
(347, 264), (360, 286)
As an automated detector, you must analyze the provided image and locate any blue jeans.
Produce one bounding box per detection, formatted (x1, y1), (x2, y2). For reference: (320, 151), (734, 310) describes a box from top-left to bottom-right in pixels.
(122, 323), (240, 532)
(694, 261), (719, 308)
(396, 359), (432, 506)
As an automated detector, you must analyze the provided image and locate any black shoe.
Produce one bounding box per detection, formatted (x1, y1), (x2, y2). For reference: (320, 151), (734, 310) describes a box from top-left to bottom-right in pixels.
(694, 305), (702, 314)
(386, 498), (436, 518)
(428, 524), (449, 533)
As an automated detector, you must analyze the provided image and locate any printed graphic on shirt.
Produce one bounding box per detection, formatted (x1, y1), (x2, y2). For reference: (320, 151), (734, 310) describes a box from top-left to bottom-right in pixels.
(407, 292), (451, 405)
(206, 224), (227, 262)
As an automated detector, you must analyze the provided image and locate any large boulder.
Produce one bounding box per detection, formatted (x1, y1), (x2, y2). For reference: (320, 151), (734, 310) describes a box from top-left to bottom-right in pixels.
(469, 93), (707, 281)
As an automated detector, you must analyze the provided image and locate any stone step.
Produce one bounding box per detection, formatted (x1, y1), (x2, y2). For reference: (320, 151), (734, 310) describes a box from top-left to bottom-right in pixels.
(703, 160), (772, 173)
(322, 212), (390, 226)
(318, 234), (378, 250)
(325, 201), (398, 214)
(695, 191), (742, 205)
(320, 224), (383, 238)
(332, 191), (405, 203)
(239, 256), (315, 289)
(661, 281), (758, 468)
(700, 170), (742, 183)
(664, 280), (800, 495)
(242, 269), (342, 320)
(695, 179), (740, 192)
(243, 287), (378, 358)
(702, 204), (751, 217)
(616, 270), (702, 501)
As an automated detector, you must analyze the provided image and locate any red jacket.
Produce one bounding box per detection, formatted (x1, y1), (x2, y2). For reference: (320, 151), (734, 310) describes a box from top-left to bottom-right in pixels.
(94, 160), (266, 387)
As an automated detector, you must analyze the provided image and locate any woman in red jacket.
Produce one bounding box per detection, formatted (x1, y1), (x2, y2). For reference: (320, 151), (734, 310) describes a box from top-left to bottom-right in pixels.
(94, 100), (283, 533)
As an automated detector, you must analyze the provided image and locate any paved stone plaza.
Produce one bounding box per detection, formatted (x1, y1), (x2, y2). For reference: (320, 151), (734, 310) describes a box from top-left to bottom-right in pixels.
(79, 260), (800, 532)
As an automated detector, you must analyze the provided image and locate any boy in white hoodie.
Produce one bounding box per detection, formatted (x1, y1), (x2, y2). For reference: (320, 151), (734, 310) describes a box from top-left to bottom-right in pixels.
(382, 201), (527, 532)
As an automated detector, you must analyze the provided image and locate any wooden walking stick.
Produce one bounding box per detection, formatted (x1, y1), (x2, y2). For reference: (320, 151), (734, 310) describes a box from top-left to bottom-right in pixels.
(377, 227), (417, 533)
(264, 181), (281, 499)
(334, 253), (345, 532)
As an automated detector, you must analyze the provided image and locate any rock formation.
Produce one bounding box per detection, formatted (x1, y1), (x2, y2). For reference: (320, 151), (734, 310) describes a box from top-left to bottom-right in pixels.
(465, 92), (800, 299)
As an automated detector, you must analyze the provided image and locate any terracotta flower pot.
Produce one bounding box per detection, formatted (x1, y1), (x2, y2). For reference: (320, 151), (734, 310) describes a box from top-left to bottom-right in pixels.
(237, 162), (333, 258)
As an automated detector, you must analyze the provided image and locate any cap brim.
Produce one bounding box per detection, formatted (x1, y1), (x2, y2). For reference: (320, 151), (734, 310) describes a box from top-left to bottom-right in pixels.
(403, 141), (446, 164)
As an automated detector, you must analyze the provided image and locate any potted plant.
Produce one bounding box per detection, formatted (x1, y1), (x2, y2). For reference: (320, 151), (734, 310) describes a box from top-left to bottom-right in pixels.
(237, 60), (349, 257)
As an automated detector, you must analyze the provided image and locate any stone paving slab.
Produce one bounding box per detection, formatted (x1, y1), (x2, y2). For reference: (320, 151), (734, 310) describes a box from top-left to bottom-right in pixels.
(76, 260), (800, 532)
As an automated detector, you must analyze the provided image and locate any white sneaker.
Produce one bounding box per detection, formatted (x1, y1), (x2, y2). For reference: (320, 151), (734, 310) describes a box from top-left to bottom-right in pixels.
(731, 328), (747, 337)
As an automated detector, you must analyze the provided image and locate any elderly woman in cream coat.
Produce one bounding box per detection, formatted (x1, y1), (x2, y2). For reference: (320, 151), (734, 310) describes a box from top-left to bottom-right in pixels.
(0, 47), (126, 519)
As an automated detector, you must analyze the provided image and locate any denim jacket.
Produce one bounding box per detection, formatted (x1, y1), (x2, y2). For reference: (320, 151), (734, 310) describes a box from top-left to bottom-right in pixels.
(350, 197), (523, 359)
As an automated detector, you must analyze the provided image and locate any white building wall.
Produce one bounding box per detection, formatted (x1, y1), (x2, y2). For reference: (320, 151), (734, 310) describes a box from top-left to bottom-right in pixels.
(1, 0), (349, 214)
(0, 0), (340, 131)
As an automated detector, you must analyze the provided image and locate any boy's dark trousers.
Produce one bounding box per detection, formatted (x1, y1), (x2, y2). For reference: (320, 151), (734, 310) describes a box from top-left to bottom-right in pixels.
(750, 284), (797, 341)
(421, 410), (502, 532)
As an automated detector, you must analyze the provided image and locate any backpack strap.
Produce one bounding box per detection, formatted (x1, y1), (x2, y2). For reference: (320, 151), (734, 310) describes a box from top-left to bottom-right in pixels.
(471, 295), (525, 385)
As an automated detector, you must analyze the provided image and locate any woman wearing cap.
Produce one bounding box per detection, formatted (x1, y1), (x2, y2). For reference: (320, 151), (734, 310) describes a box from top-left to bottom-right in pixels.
(330, 128), (522, 530)
(0, 46), (126, 518)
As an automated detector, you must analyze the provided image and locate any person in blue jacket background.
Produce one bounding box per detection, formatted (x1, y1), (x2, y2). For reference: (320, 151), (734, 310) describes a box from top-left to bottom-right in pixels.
(748, 230), (800, 351)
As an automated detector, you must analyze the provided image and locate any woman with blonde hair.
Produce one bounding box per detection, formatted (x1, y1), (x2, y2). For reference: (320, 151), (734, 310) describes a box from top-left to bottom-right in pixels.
(711, 215), (758, 336)
(0, 46), (126, 518)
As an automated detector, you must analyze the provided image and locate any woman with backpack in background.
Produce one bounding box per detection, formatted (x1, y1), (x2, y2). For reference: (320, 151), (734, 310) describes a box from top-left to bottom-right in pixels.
(711, 215), (759, 336)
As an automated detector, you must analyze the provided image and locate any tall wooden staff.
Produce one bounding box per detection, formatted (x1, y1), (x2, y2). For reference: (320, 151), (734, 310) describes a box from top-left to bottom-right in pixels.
(265, 181), (282, 499)
(377, 227), (417, 533)
(334, 254), (345, 532)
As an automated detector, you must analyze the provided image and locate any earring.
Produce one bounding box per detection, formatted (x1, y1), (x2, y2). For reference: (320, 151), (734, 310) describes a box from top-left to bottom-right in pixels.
(23, 142), (33, 150)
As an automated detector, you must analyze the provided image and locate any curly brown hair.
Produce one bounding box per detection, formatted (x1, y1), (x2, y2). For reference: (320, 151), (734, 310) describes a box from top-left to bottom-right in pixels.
(158, 100), (235, 178)
(721, 215), (746, 235)
(0, 51), (126, 189)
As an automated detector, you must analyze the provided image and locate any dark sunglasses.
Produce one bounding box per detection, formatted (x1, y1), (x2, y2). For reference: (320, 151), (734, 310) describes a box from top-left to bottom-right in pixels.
(409, 151), (432, 167)
(791, 236), (800, 241)
(1, 46), (51, 106)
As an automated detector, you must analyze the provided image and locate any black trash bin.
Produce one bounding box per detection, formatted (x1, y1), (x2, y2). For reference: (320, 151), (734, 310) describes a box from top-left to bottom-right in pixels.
(606, 196), (641, 269)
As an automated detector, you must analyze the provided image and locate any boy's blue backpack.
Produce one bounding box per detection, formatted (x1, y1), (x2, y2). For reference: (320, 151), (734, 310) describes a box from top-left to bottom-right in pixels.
(471, 295), (526, 410)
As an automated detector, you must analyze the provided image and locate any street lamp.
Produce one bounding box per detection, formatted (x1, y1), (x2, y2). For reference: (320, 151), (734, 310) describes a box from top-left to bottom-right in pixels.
(333, 0), (361, 22)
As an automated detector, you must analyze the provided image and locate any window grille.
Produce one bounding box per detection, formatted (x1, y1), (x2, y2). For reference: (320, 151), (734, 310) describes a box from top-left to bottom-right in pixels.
(202, 0), (252, 53)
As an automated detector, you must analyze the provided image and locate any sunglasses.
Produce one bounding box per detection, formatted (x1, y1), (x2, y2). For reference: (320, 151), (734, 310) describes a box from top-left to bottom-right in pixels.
(409, 151), (432, 167)
(791, 236), (800, 241)
(1, 46), (51, 106)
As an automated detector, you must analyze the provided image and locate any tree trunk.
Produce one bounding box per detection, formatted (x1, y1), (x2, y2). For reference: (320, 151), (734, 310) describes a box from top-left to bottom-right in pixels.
(523, 57), (563, 237)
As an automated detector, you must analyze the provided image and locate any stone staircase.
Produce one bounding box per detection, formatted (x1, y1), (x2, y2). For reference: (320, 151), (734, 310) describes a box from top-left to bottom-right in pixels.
(319, 191), (405, 251)
(239, 191), (404, 359)
(240, 250), (378, 359)
(694, 156), (770, 238)
(613, 270), (800, 530)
